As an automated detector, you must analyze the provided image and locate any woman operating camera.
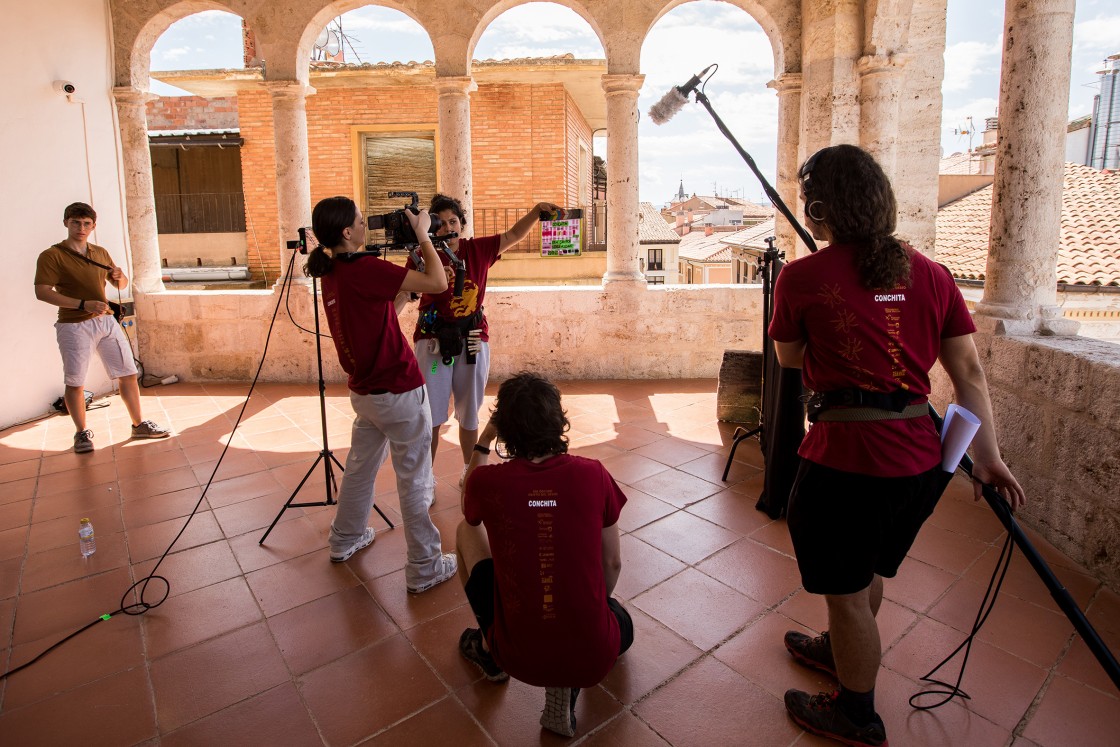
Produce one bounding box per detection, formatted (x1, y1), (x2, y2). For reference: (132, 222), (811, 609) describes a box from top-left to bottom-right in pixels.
(305, 196), (458, 594)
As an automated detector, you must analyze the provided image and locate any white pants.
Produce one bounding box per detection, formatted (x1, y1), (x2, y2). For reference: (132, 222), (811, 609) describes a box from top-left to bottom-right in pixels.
(414, 338), (490, 429)
(329, 386), (444, 587)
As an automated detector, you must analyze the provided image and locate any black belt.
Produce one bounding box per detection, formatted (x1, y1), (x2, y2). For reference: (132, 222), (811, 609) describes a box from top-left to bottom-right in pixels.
(806, 387), (923, 423)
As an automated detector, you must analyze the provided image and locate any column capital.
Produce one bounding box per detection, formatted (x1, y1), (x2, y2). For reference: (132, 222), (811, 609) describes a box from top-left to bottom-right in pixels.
(601, 73), (644, 97)
(112, 86), (156, 108)
(265, 80), (316, 102)
(767, 72), (802, 94)
(434, 75), (476, 97)
(857, 53), (910, 78)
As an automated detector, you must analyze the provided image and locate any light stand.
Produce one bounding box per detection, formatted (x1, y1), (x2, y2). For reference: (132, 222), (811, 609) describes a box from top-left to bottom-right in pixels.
(689, 86), (815, 517)
(260, 238), (394, 545)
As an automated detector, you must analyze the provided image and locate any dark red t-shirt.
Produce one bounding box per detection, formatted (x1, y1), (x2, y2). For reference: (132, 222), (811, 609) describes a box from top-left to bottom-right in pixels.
(410, 234), (501, 342)
(463, 454), (627, 687)
(768, 243), (976, 477)
(320, 256), (423, 395)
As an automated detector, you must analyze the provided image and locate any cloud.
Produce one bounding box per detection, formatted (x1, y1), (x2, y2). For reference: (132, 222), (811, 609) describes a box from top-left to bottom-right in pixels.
(476, 4), (603, 59)
(942, 40), (1001, 93)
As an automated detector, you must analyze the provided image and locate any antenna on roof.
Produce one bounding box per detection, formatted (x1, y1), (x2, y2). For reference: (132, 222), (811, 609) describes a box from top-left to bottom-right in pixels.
(313, 18), (362, 63)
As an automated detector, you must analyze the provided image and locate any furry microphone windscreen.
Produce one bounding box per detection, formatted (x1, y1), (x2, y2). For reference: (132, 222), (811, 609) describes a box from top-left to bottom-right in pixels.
(648, 87), (688, 125)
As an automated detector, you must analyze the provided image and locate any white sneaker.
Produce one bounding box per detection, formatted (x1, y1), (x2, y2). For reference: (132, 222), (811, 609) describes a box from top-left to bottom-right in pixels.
(329, 527), (375, 562)
(407, 553), (458, 594)
(458, 464), (469, 489)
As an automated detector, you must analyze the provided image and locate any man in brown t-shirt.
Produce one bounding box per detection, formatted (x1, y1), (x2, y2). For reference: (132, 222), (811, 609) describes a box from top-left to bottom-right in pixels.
(34, 202), (170, 453)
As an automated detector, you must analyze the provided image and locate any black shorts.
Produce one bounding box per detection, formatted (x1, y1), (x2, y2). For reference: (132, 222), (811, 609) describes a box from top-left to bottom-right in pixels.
(464, 558), (634, 657)
(786, 460), (952, 595)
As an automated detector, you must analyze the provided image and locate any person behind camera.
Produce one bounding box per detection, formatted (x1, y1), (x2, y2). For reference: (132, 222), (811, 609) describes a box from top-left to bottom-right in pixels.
(306, 196), (457, 594)
(769, 145), (1026, 747)
(406, 194), (560, 486)
(454, 372), (634, 738)
(34, 202), (170, 453)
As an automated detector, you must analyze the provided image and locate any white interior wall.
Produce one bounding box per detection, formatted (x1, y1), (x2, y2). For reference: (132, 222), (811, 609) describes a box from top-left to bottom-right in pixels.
(1, 0), (129, 430)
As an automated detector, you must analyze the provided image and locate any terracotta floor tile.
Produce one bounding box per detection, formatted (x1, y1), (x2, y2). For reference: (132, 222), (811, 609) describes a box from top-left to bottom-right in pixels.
(142, 577), (264, 659)
(882, 617), (1047, 730)
(1023, 673), (1120, 747)
(150, 621), (289, 733)
(0, 667), (156, 746)
(0, 596), (14, 650)
(964, 544), (1102, 611)
(748, 518), (798, 556)
(4, 614), (144, 710)
(907, 521), (993, 576)
(401, 604), (482, 691)
(927, 493), (1008, 544)
(228, 515), (327, 573)
(884, 558), (959, 613)
(927, 578), (1074, 668)
(298, 634), (446, 746)
(632, 510), (740, 565)
(633, 656), (801, 747)
(633, 567), (765, 651)
(160, 683), (321, 747)
(19, 530), (131, 593)
(131, 540), (243, 599)
(0, 476), (36, 505)
(599, 452), (671, 485)
(0, 459), (39, 485)
(201, 469), (286, 509)
(26, 503), (123, 555)
(685, 488), (774, 536)
(631, 436), (711, 467)
(113, 447), (191, 480)
(126, 509), (224, 562)
(874, 667), (1012, 747)
(117, 465), (199, 502)
(11, 567), (135, 645)
(617, 485), (677, 533)
(457, 677), (621, 744)
(0, 526), (26, 561)
(613, 534), (687, 601)
(344, 524), (411, 582)
(246, 550), (361, 617)
(777, 589), (829, 633)
(1057, 632), (1120, 694)
(34, 461), (118, 496)
(366, 696), (493, 747)
(697, 537), (803, 606)
(599, 606), (704, 705)
(629, 469), (724, 509)
(211, 488), (304, 537)
(714, 612), (834, 700)
(676, 450), (758, 486)
(367, 567), (469, 630)
(120, 485), (206, 530)
(31, 482), (121, 525)
(582, 711), (673, 746)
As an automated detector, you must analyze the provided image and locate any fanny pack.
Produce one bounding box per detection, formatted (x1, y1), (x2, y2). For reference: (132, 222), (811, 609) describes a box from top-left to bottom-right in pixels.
(805, 387), (925, 423)
(423, 308), (483, 365)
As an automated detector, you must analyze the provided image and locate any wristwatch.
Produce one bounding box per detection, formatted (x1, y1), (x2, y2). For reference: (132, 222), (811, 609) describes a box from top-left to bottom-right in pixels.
(473, 444), (490, 455)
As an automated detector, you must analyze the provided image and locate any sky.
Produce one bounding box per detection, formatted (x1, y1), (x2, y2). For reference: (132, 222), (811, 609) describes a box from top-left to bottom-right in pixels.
(149, 1), (1120, 207)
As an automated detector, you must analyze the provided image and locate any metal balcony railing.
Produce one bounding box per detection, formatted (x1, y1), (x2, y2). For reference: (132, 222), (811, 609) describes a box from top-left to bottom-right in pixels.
(472, 201), (607, 253)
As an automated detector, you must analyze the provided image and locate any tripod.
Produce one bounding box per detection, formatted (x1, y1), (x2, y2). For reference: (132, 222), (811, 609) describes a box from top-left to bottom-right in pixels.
(260, 274), (394, 545)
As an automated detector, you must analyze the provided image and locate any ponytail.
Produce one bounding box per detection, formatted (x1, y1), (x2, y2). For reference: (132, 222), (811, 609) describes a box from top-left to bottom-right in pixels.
(304, 246), (334, 278)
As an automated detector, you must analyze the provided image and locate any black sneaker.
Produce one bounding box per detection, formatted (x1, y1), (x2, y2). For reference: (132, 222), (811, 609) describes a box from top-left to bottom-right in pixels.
(540, 686), (579, 738)
(785, 629), (837, 678)
(459, 628), (508, 682)
(74, 429), (94, 454)
(784, 689), (888, 747)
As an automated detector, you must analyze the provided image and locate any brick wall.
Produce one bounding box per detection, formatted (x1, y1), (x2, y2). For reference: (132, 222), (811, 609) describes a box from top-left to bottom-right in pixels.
(146, 96), (238, 131)
(235, 80), (590, 277)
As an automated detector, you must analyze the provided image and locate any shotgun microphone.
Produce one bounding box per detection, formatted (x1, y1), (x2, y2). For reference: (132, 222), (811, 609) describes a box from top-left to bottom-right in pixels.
(648, 64), (715, 125)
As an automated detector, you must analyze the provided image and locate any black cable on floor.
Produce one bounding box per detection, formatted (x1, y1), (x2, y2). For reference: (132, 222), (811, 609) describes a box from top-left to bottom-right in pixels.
(908, 523), (1015, 710)
(1, 253), (301, 681)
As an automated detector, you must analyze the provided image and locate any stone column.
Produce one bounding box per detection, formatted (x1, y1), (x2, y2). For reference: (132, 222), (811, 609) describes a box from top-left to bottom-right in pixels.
(857, 53), (909, 182)
(975, 0), (1078, 335)
(267, 80), (314, 281)
(601, 74), (644, 285)
(767, 73), (804, 260)
(112, 86), (163, 294)
(435, 76), (475, 234)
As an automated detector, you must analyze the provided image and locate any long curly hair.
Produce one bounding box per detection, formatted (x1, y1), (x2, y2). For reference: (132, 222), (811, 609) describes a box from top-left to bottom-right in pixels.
(491, 372), (569, 460)
(304, 196), (358, 278)
(798, 144), (911, 290)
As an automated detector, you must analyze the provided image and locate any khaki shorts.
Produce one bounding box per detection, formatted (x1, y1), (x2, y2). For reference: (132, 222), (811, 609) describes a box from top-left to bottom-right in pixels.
(55, 315), (137, 387)
(414, 338), (490, 430)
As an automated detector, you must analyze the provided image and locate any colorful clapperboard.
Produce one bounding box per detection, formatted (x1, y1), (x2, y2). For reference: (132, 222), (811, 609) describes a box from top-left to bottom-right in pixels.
(540, 209), (583, 257)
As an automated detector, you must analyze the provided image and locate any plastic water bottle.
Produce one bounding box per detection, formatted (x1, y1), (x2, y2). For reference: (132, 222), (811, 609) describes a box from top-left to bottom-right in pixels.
(79, 518), (96, 557)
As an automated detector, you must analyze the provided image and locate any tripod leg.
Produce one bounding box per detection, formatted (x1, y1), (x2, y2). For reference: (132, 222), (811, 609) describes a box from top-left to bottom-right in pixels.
(722, 427), (761, 481)
(260, 452), (325, 544)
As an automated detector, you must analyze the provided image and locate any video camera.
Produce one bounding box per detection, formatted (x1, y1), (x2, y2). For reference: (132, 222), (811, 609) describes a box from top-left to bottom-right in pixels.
(367, 191), (442, 248)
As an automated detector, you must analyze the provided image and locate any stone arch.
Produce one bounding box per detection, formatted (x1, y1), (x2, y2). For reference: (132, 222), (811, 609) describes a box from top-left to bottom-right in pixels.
(466, 0), (607, 74)
(116, 0), (247, 89)
(641, 0), (799, 78)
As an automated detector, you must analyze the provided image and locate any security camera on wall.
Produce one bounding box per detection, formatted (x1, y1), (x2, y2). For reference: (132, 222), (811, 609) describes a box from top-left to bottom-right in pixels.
(53, 80), (76, 95)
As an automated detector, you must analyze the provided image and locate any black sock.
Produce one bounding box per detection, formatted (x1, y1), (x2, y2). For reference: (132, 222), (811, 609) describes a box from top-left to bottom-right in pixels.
(837, 686), (876, 726)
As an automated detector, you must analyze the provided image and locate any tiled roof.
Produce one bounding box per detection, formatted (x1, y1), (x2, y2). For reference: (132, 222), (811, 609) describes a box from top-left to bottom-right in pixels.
(721, 218), (777, 250)
(678, 231), (731, 262)
(638, 202), (681, 243)
(935, 163), (1120, 286)
(939, 151), (979, 175)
